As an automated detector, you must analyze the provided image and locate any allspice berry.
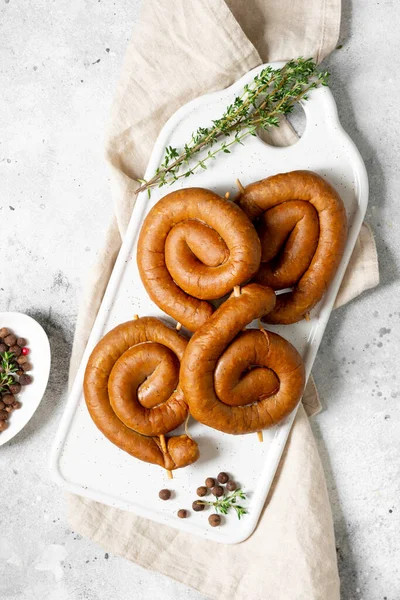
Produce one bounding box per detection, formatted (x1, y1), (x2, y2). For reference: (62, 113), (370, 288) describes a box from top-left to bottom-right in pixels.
(196, 486), (208, 497)
(12, 401), (22, 410)
(4, 334), (17, 347)
(158, 489), (171, 501)
(9, 383), (21, 395)
(17, 355), (27, 365)
(2, 394), (15, 406)
(0, 327), (9, 339)
(205, 477), (215, 489)
(9, 345), (22, 357)
(22, 362), (32, 372)
(217, 472), (229, 484)
(0, 420), (8, 432)
(17, 338), (26, 347)
(19, 374), (32, 386)
(0, 401), (5, 410)
(226, 480), (237, 492)
(177, 509), (188, 519)
(208, 514), (221, 527)
(0, 343), (7, 354)
(192, 500), (205, 512)
(211, 485), (224, 498)
(0, 410), (9, 420)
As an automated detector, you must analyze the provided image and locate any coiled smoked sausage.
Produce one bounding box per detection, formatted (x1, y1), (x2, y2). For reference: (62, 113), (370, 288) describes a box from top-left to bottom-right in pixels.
(238, 171), (347, 324)
(137, 188), (261, 332)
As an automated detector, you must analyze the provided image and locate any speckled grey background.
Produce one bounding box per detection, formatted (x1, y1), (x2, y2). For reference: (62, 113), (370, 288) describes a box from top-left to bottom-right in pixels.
(1, 1), (399, 599)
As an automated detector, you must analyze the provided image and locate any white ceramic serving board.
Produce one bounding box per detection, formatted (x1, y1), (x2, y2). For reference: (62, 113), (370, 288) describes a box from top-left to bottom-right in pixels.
(50, 63), (368, 544)
(0, 312), (51, 446)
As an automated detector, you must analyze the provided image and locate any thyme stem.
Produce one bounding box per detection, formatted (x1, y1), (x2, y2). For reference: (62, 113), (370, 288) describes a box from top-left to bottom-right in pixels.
(136, 58), (329, 196)
(198, 489), (248, 520)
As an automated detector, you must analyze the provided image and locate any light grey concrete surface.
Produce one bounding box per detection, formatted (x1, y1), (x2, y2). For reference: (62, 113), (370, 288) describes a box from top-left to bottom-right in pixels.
(1, 1), (399, 599)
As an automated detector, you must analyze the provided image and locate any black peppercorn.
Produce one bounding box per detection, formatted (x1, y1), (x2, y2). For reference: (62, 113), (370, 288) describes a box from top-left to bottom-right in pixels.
(158, 489), (171, 500)
(217, 472), (229, 484)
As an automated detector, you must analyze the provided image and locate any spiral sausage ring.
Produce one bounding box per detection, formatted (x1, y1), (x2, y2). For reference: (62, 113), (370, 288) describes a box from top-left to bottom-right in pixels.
(237, 171), (347, 324)
(84, 317), (199, 470)
(137, 188), (261, 332)
(180, 284), (305, 434)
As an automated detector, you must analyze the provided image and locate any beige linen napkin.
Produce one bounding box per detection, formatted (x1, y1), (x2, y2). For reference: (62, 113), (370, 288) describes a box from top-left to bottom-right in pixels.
(67, 2), (379, 599)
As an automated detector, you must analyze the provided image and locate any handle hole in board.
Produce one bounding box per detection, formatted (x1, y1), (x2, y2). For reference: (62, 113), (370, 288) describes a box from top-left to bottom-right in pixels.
(256, 103), (306, 148)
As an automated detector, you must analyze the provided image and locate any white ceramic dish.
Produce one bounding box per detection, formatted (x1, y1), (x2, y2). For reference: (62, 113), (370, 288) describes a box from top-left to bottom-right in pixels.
(50, 63), (368, 544)
(0, 312), (51, 446)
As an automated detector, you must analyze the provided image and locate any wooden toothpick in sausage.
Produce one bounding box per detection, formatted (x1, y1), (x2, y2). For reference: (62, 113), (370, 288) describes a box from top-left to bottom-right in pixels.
(238, 171), (347, 324)
(180, 284), (305, 434)
(84, 317), (199, 470)
(137, 188), (261, 332)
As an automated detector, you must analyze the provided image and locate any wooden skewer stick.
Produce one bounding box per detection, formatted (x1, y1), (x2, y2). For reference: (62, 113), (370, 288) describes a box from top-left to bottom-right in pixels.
(160, 434), (167, 453)
(304, 312), (311, 322)
(233, 285), (241, 297)
(167, 469), (173, 479)
(257, 319), (265, 443)
(184, 412), (191, 439)
(176, 322), (182, 331)
(235, 178), (245, 194)
(133, 314), (139, 320)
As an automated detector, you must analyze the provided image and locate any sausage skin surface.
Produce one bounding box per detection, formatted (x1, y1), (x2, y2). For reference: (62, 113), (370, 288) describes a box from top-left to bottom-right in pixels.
(238, 171), (347, 324)
(137, 188), (261, 332)
(84, 317), (199, 470)
(180, 284), (305, 434)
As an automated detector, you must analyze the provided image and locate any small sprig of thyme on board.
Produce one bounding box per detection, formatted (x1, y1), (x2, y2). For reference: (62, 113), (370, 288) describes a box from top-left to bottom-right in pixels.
(0, 351), (18, 394)
(136, 57), (329, 197)
(199, 489), (248, 520)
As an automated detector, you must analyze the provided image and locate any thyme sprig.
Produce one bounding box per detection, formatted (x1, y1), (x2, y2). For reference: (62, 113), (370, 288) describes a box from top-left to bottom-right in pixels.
(0, 351), (17, 394)
(136, 58), (329, 196)
(199, 489), (248, 520)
